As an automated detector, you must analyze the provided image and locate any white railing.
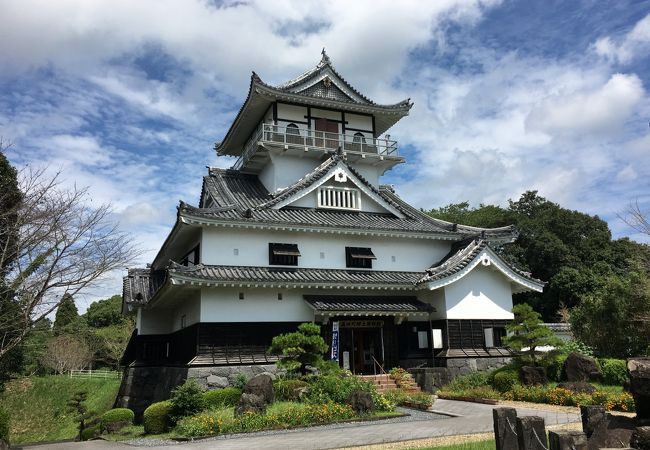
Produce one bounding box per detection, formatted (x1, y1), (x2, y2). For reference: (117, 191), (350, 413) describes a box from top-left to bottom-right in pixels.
(318, 186), (360, 210)
(233, 123), (399, 170)
(69, 369), (121, 379)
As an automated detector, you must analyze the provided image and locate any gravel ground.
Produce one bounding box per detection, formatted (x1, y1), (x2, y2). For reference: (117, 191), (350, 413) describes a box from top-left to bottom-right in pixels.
(123, 408), (448, 447)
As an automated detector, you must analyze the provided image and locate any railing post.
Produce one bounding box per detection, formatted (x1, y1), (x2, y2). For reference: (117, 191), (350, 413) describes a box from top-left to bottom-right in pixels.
(516, 416), (547, 450)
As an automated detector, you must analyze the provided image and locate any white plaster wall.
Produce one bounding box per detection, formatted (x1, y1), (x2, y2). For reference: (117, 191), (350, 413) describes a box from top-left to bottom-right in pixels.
(444, 266), (514, 320)
(259, 154), (320, 193)
(348, 164), (381, 186)
(345, 113), (372, 131)
(277, 103), (307, 122)
(139, 308), (173, 335)
(201, 287), (314, 322)
(171, 292), (201, 332)
(202, 227), (450, 271)
(417, 289), (447, 320)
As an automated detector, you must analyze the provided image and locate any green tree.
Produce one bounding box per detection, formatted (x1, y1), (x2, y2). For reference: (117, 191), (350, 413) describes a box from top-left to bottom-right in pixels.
(92, 321), (134, 369)
(504, 303), (562, 366)
(268, 323), (329, 374)
(53, 294), (82, 335)
(67, 391), (92, 441)
(85, 295), (125, 328)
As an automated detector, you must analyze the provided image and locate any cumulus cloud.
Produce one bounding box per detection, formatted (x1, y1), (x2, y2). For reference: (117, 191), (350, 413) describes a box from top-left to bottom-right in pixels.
(594, 13), (650, 64)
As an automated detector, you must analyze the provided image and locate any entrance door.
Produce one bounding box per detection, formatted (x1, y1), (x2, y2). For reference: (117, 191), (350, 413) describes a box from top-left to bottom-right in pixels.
(314, 118), (339, 149)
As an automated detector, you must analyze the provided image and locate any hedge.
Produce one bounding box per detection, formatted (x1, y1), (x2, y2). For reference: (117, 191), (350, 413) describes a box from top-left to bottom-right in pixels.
(598, 359), (628, 386)
(493, 369), (519, 393)
(81, 424), (100, 441)
(143, 401), (172, 434)
(203, 387), (242, 409)
(274, 380), (310, 401)
(0, 406), (9, 444)
(101, 408), (134, 431)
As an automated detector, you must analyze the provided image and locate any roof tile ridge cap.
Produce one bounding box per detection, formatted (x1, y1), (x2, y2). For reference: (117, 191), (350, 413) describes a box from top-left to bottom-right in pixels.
(375, 184), (444, 223)
(256, 156), (339, 209)
(216, 72), (258, 154)
(427, 238), (483, 274)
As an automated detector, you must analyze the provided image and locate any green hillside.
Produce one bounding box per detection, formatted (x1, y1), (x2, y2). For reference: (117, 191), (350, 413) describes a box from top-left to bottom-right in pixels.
(0, 375), (121, 444)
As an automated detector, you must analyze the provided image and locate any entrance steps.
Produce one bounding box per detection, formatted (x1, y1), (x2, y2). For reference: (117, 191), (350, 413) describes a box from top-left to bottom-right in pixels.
(358, 373), (422, 394)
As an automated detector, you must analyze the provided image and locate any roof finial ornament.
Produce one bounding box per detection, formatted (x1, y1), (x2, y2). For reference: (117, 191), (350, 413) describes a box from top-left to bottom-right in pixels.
(320, 47), (330, 64)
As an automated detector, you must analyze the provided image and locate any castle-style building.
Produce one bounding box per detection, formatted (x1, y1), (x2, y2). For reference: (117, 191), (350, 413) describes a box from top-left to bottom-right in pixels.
(118, 52), (543, 413)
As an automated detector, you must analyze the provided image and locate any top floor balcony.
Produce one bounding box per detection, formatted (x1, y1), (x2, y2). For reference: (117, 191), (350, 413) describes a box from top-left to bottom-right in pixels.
(234, 123), (401, 171)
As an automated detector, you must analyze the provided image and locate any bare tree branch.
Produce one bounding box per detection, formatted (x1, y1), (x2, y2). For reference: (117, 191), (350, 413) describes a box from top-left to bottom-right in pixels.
(0, 164), (141, 358)
(620, 200), (650, 237)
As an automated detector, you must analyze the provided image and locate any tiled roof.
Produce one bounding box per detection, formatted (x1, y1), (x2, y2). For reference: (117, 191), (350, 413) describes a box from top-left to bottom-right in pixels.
(304, 295), (432, 312)
(191, 157), (517, 240)
(123, 268), (165, 305)
(418, 238), (544, 287)
(169, 263), (423, 288)
(544, 323), (572, 332)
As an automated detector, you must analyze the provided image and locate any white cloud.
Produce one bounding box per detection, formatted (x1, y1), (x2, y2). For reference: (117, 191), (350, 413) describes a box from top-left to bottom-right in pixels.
(594, 13), (650, 64)
(525, 73), (644, 136)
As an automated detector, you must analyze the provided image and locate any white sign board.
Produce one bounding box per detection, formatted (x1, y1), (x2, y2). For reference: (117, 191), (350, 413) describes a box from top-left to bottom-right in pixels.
(342, 351), (350, 370)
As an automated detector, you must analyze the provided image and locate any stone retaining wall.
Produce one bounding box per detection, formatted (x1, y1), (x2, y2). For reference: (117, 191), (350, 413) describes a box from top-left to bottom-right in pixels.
(409, 357), (511, 392)
(187, 364), (282, 389)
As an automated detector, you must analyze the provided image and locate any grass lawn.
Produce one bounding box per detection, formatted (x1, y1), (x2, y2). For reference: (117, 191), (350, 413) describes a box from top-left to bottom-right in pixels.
(414, 439), (495, 450)
(0, 375), (121, 444)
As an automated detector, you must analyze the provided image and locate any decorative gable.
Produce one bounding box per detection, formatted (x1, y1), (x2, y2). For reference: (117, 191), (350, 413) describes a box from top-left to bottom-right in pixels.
(298, 79), (358, 103)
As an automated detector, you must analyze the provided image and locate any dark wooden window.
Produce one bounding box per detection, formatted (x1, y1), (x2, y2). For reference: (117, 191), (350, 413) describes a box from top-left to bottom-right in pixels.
(346, 247), (376, 269)
(180, 245), (200, 266)
(493, 327), (507, 347)
(269, 243), (301, 266)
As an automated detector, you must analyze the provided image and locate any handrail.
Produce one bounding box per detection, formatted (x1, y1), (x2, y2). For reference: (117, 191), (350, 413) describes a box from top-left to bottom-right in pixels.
(370, 354), (387, 376)
(234, 123), (399, 170)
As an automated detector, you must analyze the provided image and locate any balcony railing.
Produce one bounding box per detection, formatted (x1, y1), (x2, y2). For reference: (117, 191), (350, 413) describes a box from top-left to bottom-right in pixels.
(234, 123), (399, 170)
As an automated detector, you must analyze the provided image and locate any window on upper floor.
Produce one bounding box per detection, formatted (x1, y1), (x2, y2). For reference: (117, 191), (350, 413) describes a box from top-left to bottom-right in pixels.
(318, 186), (360, 210)
(269, 243), (301, 266)
(345, 247), (376, 269)
(285, 123), (302, 145)
(180, 245), (200, 267)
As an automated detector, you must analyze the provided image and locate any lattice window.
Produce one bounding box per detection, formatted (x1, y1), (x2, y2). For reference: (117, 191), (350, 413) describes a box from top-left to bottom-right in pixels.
(318, 186), (360, 210)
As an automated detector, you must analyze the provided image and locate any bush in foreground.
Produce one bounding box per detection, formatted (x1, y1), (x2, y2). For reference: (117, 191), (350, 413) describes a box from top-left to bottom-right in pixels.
(100, 408), (134, 432)
(492, 369), (520, 393)
(143, 401), (172, 434)
(274, 380), (310, 401)
(384, 389), (433, 409)
(203, 387), (242, 409)
(598, 359), (628, 385)
(170, 379), (205, 423)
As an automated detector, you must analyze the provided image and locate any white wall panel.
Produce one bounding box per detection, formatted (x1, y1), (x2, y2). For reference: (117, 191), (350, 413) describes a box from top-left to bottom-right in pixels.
(444, 266), (514, 320)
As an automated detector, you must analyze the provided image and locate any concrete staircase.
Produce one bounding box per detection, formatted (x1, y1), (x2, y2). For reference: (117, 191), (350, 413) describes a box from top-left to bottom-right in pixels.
(359, 373), (422, 394)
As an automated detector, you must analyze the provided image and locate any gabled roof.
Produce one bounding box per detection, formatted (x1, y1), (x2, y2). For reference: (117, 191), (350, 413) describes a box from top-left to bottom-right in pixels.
(216, 52), (413, 157)
(304, 295), (432, 315)
(418, 238), (545, 293)
(188, 156), (518, 241)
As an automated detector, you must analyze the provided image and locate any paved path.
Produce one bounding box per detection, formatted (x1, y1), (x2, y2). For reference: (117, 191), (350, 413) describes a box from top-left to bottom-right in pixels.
(17, 400), (581, 450)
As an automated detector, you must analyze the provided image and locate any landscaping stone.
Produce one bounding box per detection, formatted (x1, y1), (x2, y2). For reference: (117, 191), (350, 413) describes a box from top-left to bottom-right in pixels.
(347, 390), (374, 414)
(0, 439), (7, 450)
(207, 375), (229, 389)
(630, 426), (650, 450)
(564, 353), (602, 382)
(243, 373), (275, 405)
(516, 416), (547, 450)
(493, 407), (518, 450)
(104, 420), (130, 433)
(556, 381), (596, 394)
(548, 430), (588, 450)
(580, 405), (607, 439)
(520, 366), (547, 385)
(628, 358), (650, 425)
(235, 393), (267, 416)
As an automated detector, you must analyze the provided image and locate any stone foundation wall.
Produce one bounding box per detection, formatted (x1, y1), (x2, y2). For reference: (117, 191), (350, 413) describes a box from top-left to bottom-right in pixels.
(409, 357), (511, 393)
(187, 364), (282, 389)
(115, 364), (282, 422)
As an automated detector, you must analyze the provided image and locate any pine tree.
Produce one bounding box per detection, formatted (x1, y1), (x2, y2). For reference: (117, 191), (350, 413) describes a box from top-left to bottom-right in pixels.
(53, 294), (81, 335)
(504, 303), (562, 366)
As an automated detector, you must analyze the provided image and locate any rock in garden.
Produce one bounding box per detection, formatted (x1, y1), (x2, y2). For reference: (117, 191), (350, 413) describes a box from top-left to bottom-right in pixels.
(243, 373), (274, 405)
(556, 381), (596, 394)
(628, 358), (650, 425)
(564, 353), (602, 382)
(520, 366), (547, 385)
(206, 375), (229, 389)
(0, 439), (8, 450)
(235, 393), (267, 416)
(347, 390), (374, 414)
(630, 426), (650, 450)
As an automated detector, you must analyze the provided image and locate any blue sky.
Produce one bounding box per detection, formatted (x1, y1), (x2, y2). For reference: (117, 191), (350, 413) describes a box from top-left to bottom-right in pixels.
(0, 0), (649, 306)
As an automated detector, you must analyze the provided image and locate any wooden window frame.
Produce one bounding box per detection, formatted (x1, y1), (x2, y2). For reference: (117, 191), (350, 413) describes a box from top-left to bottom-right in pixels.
(345, 247), (376, 269)
(269, 243), (301, 266)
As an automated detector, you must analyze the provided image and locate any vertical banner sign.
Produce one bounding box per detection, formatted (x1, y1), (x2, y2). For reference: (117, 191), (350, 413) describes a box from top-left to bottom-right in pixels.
(331, 321), (339, 361)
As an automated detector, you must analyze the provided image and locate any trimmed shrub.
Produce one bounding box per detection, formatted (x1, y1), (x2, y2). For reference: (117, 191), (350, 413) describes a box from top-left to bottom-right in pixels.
(546, 353), (568, 382)
(81, 424), (100, 441)
(444, 371), (491, 391)
(308, 374), (377, 405)
(170, 379), (205, 423)
(143, 400), (172, 434)
(204, 387), (242, 409)
(100, 408), (134, 432)
(493, 369), (520, 393)
(384, 389), (433, 409)
(0, 406), (9, 445)
(274, 380), (309, 401)
(598, 359), (628, 386)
